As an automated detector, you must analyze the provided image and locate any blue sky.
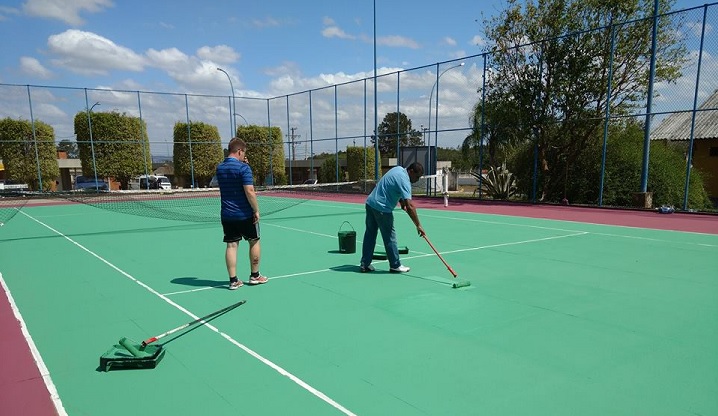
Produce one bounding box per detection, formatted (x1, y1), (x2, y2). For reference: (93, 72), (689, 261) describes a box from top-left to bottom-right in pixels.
(0, 0), (715, 155)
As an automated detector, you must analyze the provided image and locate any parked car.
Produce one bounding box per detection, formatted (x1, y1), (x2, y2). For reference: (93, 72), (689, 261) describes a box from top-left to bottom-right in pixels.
(129, 175), (172, 190)
(74, 175), (109, 191)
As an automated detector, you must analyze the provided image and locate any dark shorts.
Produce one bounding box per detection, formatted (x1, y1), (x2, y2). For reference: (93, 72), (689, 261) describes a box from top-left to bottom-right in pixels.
(221, 218), (260, 243)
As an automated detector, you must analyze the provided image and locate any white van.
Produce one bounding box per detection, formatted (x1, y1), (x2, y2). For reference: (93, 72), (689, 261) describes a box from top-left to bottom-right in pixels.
(129, 174), (172, 190)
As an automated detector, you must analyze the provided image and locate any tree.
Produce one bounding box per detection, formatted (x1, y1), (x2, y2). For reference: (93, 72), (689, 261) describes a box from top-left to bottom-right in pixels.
(480, 0), (687, 202)
(173, 121), (224, 188)
(0, 118), (59, 191)
(372, 112), (423, 157)
(237, 125), (286, 186)
(57, 139), (79, 158)
(74, 111), (152, 189)
(464, 98), (526, 170)
(346, 145), (378, 181)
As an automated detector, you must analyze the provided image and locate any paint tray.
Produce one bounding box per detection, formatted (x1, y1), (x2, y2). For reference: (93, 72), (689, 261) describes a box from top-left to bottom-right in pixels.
(372, 246), (409, 260)
(100, 338), (165, 372)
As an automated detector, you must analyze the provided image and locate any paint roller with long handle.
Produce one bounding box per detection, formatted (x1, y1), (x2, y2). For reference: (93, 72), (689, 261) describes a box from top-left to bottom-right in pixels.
(140, 300), (246, 348)
(422, 234), (457, 277)
(421, 234), (470, 288)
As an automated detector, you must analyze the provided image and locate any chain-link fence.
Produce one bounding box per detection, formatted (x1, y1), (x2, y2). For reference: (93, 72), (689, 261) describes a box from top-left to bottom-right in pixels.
(1, 4), (716, 211)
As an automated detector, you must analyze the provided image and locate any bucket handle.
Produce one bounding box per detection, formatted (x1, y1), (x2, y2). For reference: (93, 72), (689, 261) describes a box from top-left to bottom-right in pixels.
(339, 221), (354, 232)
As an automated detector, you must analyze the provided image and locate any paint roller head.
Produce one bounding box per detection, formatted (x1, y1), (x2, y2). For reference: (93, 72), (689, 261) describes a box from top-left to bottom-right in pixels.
(452, 280), (471, 289)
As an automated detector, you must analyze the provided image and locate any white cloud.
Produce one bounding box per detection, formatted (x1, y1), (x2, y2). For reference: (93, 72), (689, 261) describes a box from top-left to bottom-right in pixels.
(251, 16), (280, 28)
(323, 16), (336, 25)
(22, 0), (113, 26)
(196, 45), (240, 65)
(376, 35), (420, 49)
(145, 47), (190, 71)
(47, 29), (145, 75)
(444, 37), (457, 46)
(20, 56), (53, 79)
(471, 35), (486, 47)
(322, 26), (356, 40)
(0, 5), (21, 20)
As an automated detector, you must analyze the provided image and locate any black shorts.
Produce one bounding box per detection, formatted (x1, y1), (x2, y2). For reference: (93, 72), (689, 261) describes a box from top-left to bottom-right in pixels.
(221, 218), (260, 243)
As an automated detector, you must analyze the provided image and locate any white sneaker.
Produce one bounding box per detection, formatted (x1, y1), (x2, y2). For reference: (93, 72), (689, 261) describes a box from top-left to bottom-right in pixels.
(360, 264), (375, 273)
(390, 265), (410, 273)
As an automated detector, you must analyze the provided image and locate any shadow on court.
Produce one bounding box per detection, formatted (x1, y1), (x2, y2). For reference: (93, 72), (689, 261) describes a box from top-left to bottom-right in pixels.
(171, 276), (226, 287)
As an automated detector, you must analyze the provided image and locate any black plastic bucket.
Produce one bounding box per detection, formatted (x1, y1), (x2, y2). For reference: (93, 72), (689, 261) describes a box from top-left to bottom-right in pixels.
(338, 221), (356, 254)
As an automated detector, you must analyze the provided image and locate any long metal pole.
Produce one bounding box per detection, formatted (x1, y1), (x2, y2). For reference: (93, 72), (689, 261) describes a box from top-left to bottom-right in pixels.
(217, 67), (235, 137)
(640, 0), (659, 193)
(84, 90), (100, 190)
(373, 0), (379, 180)
(683, 5), (707, 211)
(26, 85), (43, 191)
(428, 62), (464, 138)
(599, 21), (617, 207)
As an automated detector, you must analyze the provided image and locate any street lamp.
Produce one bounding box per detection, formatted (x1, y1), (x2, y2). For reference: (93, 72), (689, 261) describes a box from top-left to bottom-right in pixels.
(233, 113), (248, 127)
(427, 62), (464, 138)
(87, 101), (100, 190)
(216, 67), (235, 137)
(427, 62), (463, 195)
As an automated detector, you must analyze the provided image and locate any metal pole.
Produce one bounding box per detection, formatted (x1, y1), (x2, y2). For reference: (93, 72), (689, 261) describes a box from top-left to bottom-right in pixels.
(84, 91), (100, 190)
(26, 85), (43, 191)
(373, 0), (379, 180)
(217, 67), (235, 137)
(478, 53), (487, 200)
(184, 94), (195, 188)
(428, 62), (464, 138)
(599, 21), (617, 207)
(137, 91), (150, 189)
(683, 5), (707, 211)
(428, 62), (464, 195)
(640, 0), (660, 193)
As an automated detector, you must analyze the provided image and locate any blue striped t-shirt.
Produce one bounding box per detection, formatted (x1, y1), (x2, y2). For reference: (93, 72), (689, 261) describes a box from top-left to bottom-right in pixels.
(216, 157), (254, 220)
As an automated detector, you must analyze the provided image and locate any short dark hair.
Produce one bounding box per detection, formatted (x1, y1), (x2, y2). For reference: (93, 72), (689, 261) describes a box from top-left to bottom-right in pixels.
(407, 162), (424, 176)
(228, 137), (246, 154)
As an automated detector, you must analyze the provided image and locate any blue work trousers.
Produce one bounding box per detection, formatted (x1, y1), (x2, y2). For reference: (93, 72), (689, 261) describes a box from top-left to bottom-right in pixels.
(360, 204), (400, 269)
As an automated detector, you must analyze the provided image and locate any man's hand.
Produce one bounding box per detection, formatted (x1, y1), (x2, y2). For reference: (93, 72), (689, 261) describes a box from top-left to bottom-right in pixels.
(253, 211), (260, 224)
(416, 225), (426, 237)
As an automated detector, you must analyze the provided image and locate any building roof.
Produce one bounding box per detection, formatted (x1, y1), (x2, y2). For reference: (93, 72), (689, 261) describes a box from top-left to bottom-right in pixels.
(650, 89), (718, 141)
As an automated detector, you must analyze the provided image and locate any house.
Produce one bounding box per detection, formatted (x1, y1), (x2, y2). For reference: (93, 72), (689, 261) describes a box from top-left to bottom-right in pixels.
(651, 89), (718, 204)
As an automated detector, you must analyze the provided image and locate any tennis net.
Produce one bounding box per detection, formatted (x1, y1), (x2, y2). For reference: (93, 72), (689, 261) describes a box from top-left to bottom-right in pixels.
(0, 181), (373, 224)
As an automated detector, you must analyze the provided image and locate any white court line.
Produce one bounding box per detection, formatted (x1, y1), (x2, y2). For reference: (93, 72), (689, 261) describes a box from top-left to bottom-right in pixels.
(0, 272), (68, 416)
(164, 231), (588, 296)
(18, 211), (357, 416)
(300, 200), (718, 244)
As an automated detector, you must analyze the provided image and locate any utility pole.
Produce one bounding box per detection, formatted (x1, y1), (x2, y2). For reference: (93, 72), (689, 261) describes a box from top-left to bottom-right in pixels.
(286, 127), (301, 161)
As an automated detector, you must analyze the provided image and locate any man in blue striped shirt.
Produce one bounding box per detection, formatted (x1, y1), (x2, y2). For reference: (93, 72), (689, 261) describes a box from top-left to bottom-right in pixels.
(216, 137), (269, 290)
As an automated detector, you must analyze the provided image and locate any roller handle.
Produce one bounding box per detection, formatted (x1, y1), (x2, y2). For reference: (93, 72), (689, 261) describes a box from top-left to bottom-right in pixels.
(423, 235), (458, 278)
(140, 300), (246, 347)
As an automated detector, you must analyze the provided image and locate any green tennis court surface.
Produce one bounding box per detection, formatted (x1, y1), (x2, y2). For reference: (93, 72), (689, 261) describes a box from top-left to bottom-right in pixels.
(1, 198), (717, 415)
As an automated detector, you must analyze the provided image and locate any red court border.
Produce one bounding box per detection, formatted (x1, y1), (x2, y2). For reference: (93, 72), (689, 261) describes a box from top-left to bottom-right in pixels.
(1, 196), (716, 416)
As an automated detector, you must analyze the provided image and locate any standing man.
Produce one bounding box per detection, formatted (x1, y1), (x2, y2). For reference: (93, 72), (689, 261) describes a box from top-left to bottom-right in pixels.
(360, 162), (426, 273)
(216, 137), (268, 289)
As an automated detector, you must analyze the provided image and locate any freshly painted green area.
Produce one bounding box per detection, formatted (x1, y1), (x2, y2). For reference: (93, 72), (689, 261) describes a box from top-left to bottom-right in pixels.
(0, 200), (716, 415)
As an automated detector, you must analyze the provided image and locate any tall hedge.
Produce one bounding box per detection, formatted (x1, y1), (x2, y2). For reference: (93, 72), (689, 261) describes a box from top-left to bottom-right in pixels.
(237, 125), (286, 186)
(0, 118), (59, 191)
(508, 121), (712, 209)
(346, 146), (378, 181)
(173, 121), (224, 187)
(74, 111), (152, 189)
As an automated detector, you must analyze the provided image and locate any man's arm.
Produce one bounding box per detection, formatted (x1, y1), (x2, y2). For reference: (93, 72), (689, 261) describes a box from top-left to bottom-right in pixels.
(244, 184), (260, 223)
(400, 198), (425, 237)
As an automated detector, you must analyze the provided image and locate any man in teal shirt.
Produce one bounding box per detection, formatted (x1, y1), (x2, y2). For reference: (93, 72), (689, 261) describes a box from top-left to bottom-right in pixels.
(360, 162), (426, 273)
